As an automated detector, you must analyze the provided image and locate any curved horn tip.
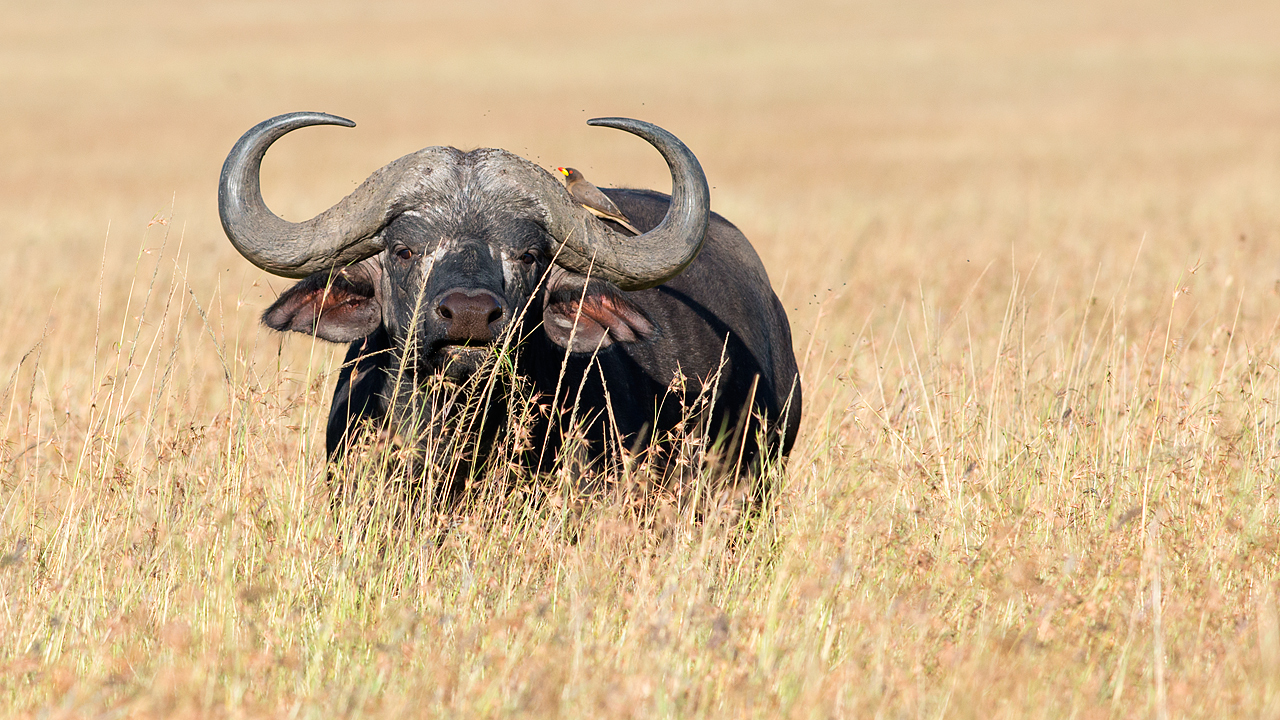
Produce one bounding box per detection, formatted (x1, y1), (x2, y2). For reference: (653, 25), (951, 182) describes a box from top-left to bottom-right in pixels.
(314, 112), (356, 128)
(584, 117), (696, 153)
(256, 111), (356, 129)
(586, 116), (648, 131)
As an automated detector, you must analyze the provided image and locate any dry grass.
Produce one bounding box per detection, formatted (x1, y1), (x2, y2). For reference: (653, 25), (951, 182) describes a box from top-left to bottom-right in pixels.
(2, 0), (1280, 717)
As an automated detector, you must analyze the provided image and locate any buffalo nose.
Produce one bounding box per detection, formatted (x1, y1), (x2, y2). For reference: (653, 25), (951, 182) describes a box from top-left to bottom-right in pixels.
(436, 289), (506, 341)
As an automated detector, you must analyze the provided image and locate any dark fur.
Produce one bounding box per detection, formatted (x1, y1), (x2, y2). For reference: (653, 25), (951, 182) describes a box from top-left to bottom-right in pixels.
(265, 185), (802, 497)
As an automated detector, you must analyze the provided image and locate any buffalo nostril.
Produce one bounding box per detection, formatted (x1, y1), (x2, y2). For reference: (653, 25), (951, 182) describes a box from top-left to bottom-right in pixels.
(437, 289), (505, 341)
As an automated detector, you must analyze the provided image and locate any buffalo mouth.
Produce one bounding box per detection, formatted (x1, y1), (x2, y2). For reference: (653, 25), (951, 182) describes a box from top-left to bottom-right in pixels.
(431, 340), (496, 382)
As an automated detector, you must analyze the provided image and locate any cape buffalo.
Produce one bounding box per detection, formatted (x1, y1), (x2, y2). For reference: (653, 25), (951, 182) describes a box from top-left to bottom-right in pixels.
(218, 112), (801, 499)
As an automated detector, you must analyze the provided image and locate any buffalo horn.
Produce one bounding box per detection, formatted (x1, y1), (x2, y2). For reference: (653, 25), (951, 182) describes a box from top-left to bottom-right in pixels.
(218, 112), (398, 278)
(497, 118), (712, 291)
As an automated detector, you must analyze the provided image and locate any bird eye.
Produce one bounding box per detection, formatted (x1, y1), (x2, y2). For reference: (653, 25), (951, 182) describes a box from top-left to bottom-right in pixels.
(520, 251), (537, 265)
(395, 247), (413, 261)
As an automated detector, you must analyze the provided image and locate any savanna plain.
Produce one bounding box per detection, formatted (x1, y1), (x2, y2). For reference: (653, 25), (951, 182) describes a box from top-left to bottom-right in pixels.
(2, 1), (1280, 717)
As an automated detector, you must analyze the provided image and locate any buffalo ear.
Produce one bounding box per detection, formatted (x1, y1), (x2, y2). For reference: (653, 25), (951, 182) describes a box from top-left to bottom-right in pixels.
(262, 260), (383, 343)
(542, 267), (656, 353)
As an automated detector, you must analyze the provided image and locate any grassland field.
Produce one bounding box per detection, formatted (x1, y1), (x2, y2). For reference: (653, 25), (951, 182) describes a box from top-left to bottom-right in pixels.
(2, 0), (1280, 717)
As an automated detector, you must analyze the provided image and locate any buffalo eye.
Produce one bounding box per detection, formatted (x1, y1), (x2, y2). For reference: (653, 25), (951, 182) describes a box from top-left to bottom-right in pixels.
(395, 246), (413, 261)
(520, 251), (537, 265)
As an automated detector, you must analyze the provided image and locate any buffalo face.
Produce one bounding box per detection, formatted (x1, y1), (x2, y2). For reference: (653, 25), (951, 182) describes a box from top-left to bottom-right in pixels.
(256, 188), (661, 388)
(260, 210), (550, 384)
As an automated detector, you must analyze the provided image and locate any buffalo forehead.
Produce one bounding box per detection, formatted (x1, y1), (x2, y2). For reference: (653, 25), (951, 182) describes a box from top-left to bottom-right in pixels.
(391, 148), (548, 223)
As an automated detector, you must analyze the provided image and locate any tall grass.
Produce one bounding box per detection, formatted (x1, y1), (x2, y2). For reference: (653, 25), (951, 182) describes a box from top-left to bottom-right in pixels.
(1, 211), (1278, 717)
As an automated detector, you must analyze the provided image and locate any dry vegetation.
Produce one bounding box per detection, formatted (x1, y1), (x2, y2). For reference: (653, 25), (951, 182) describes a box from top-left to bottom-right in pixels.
(2, 0), (1280, 717)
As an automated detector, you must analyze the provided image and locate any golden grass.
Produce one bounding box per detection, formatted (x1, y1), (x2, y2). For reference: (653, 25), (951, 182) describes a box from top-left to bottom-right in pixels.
(2, 0), (1280, 716)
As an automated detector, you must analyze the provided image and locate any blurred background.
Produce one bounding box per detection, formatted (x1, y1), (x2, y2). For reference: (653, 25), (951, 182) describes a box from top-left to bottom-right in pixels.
(1, 0), (1278, 394)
